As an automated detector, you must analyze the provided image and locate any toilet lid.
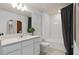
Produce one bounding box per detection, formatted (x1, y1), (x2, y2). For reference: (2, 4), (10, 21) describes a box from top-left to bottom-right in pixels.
(41, 42), (49, 46)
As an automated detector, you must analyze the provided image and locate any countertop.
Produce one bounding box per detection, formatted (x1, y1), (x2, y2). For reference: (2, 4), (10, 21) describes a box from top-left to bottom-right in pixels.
(0, 35), (40, 46)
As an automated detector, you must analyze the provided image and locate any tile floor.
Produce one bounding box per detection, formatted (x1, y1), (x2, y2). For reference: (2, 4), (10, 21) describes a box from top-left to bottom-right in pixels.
(40, 47), (65, 55)
(47, 49), (65, 55)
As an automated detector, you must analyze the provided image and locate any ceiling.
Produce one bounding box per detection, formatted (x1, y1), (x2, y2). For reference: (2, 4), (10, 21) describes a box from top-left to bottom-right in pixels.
(0, 3), (32, 17)
(0, 3), (70, 16)
(25, 3), (70, 14)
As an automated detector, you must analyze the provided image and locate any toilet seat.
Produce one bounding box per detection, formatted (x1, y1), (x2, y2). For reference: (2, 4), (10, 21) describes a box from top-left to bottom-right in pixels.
(41, 42), (49, 46)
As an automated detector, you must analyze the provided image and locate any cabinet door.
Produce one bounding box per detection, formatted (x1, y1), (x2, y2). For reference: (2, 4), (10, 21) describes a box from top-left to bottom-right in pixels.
(22, 44), (33, 55)
(0, 46), (2, 55)
(34, 42), (40, 55)
(7, 49), (21, 55)
(2, 43), (21, 55)
(34, 38), (40, 55)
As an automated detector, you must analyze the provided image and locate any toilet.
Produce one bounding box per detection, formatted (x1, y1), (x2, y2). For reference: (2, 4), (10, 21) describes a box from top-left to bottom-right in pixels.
(40, 41), (50, 54)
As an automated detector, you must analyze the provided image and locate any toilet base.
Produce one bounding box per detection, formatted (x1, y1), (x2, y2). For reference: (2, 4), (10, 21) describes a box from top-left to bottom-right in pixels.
(40, 51), (47, 55)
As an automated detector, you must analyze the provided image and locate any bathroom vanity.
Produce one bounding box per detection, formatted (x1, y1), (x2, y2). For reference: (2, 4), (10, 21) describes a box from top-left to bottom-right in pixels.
(0, 35), (40, 55)
(0, 3), (41, 55)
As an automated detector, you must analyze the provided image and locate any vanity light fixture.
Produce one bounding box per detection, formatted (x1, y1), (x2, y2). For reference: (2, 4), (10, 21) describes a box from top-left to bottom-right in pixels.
(11, 3), (27, 11)
(21, 5), (26, 11)
(17, 3), (22, 10)
(11, 3), (18, 8)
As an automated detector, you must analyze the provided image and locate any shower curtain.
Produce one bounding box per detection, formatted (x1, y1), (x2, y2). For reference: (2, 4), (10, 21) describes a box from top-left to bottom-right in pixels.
(61, 4), (73, 55)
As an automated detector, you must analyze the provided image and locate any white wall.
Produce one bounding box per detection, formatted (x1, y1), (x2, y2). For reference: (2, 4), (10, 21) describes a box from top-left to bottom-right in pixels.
(32, 10), (42, 37)
(50, 13), (65, 51)
(0, 9), (28, 35)
(42, 12), (65, 51)
(76, 4), (79, 49)
(42, 12), (63, 43)
(42, 12), (50, 39)
(50, 13), (63, 44)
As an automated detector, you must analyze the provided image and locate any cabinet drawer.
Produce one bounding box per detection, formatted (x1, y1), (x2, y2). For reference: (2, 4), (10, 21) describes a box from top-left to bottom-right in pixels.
(22, 39), (33, 47)
(2, 43), (21, 54)
(7, 50), (21, 55)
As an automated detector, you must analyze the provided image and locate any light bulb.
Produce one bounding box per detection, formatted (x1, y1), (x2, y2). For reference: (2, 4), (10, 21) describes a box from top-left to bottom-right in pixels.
(21, 6), (26, 11)
(11, 3), (17, 8)
(18, 3), (22, 10)
(23, 6), (26, 10)
(21, 8), (25, 11)
(11, 3), (29, 12)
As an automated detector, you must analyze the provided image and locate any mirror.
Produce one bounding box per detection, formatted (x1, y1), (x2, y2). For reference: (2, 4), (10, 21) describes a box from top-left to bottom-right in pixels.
(0, 3), (32, 35)
(7, 20), (15, 34)
(7, 20), (22, 34)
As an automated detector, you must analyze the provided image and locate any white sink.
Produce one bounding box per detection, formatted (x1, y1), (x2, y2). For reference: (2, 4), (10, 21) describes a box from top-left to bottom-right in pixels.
(1, 38), (19, 46)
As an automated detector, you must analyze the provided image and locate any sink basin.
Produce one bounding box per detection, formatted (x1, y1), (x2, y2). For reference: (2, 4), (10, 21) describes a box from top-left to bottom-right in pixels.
(1, 35), (39, 46)
(1, 38), (19, 46)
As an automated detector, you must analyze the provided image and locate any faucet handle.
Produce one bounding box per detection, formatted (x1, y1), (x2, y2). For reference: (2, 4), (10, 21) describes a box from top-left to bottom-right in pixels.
(19, 35), (23, 38)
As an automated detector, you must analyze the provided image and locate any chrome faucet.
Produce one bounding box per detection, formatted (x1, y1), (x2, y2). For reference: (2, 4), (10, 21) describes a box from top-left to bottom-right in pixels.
(19, 34), (23, 38)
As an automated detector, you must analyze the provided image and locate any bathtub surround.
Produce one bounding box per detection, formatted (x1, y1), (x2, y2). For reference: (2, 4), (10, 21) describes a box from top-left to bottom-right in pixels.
(42, 12), (65, 52)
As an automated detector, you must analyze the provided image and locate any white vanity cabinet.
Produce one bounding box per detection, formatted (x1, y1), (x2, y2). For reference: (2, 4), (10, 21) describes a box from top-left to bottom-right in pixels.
(7, 49), (21, 55)
(2, 42), (21, 55)
(22, 44), (33, 55)
(0, 37), (40, 55)
(0, 40), (3, 55)
(33, 38), (40, 55)
(21, 38), (40, 55)
(21, 40), (33, 55)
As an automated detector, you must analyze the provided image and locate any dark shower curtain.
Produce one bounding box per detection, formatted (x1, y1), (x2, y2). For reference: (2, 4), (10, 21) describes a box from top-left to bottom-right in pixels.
(61, 4), (73, 55)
